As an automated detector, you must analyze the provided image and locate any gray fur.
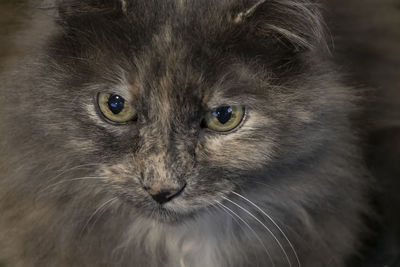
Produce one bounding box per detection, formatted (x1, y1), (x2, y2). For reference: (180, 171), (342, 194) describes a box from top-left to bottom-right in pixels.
(0, 1), (372, 266)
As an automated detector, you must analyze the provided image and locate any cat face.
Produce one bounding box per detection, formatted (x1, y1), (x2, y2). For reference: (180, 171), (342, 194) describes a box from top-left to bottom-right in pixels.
(0, 2), (373, 266)
(12, 0), (347, 223)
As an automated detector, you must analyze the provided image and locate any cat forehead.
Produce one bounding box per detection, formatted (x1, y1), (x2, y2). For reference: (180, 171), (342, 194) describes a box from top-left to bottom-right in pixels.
(57, 0), (322, 100)
(116, 0), (254, 22)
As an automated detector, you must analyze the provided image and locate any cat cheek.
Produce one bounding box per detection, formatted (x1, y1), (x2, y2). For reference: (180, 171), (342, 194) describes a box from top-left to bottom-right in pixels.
(98, 162), (139, 184)
(203, 140), (274, 170)
(200, 113), (276, 169)
(65, 139), (97, 153)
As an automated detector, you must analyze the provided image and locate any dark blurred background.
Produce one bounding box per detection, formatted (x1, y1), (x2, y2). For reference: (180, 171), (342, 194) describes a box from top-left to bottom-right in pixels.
(0, 0), (399, 266)
(0, 0), (26, 71)
(324, 1), (400, 266)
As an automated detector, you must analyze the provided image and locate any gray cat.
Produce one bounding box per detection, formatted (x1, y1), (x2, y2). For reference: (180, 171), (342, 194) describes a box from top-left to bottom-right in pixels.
(0, 0), (374, 266)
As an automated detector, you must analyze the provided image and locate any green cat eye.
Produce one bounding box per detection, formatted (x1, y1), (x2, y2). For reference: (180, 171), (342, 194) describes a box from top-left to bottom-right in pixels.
(204, 105), (245, 132)
(97, 93), (137, 123)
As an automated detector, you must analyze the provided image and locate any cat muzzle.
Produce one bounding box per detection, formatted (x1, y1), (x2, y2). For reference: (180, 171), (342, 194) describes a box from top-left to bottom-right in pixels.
(144, 182), (187, 205)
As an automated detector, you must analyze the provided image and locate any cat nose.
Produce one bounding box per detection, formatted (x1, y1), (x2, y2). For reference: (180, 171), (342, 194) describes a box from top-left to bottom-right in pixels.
(144, 183), (186, 205)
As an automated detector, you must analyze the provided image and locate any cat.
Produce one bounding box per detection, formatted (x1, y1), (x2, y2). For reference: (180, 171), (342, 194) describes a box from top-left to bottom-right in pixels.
(0, 0), (375, 266)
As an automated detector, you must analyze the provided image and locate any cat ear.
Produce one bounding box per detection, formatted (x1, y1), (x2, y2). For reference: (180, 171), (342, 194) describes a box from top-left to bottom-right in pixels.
(232, 0), (267, 24)
(231, 0), (326, 52)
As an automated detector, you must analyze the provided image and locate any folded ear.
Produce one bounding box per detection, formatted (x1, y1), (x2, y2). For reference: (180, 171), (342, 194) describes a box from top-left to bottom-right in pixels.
(231, 0), (326, 52)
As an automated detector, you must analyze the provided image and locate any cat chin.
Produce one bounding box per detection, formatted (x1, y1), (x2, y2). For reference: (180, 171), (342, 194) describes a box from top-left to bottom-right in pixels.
(125, 200), (210, 225)
(148, 207), (198, 224)
(116, 197), (191, 224)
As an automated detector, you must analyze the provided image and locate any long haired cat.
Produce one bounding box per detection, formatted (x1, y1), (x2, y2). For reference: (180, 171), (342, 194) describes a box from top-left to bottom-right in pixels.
(0, 0), (373, 266)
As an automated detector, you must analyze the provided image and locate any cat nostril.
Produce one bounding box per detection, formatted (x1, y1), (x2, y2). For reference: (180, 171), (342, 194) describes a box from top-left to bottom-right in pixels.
(146, 184), (186, 205)
(151, 191), (174, 204)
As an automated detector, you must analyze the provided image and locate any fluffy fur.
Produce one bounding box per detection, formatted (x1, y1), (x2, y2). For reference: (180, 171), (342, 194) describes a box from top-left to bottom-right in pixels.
(0, 1), (372, 266)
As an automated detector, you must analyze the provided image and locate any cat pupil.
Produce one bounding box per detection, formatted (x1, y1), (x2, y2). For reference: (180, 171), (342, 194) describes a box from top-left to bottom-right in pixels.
(108, 95), (125, 115)
(213, 106), (233, 124)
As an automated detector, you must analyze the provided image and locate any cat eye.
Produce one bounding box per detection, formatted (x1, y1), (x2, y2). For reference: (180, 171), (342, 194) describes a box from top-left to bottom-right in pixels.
(97, 93), (137, 123)
(204, 105), (245, 132)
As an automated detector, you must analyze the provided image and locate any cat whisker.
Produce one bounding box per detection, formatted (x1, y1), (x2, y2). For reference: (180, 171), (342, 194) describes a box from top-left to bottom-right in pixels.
(207, 201), (259, 265)
(222, 196), (292, 267)
(216, 202), (276, 267)
(39, 176), (109, 194)
(232, 191), (301, 267)
(206, 200), (247, 236)
(80, 197), (119, 236)
(48, 163), (105, 183)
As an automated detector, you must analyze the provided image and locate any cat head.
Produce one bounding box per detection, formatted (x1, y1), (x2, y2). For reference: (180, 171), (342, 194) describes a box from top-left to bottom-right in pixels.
(7, 0), (352, 223)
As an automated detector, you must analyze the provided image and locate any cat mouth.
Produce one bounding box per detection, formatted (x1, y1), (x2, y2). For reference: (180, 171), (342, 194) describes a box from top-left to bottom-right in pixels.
(115, 186), (215, 223)
(116, 193), (194, 223)
(147, 198), (211, 223)
(134, 203), (197, 224)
